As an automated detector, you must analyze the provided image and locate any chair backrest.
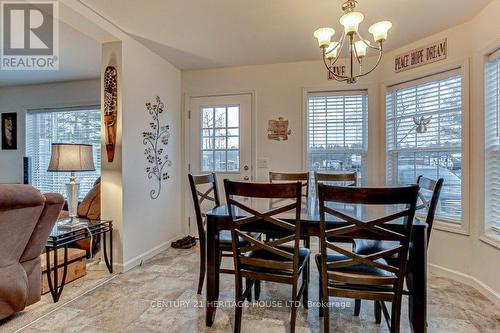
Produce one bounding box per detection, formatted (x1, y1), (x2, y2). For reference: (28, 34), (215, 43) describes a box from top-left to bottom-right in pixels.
(21, 192), (64, 262)
(317, 184), (419, 297)
(417, 175), (444, 245)
(0, 185), (45, 268)
(188, 173), (220, 236)
(269, 172), (309, 197)
(314, 171), (357, 193)
(224, 180), (302, 275)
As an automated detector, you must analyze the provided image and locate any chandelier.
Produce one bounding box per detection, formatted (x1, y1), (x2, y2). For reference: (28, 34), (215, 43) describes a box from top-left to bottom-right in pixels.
(313, 0), (392, 84)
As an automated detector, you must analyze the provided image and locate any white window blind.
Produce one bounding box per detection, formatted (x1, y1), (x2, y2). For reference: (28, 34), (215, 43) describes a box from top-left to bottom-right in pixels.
(386, 69), (463, 221)
(485, 50), (500, 232)
(307, 91), (368, 183)
(26, 107), (101, 200)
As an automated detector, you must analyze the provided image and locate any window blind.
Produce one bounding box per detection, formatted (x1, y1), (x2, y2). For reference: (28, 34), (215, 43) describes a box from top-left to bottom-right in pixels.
(485, 51), (500, 232)
(386, 69), (463, 221)
(307, 91), (368, 183)
(26, 107), (101, 200)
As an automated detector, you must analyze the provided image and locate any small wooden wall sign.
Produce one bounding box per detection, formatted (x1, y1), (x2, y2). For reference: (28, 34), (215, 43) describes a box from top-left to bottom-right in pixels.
(394, 38), (447, 73)
(104, 66), (118, 162)
(268, 117), (291, 141)
(328, 65), (346, 80)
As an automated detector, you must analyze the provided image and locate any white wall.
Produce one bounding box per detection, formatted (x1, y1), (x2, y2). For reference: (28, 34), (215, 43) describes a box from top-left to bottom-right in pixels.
(119, 38), (183, 270)
(0, 79), (100, 184)
(183, 0), (500, 304)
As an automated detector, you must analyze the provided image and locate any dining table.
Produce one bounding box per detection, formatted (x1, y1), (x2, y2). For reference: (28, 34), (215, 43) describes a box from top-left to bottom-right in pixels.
(205, 195), (428, 333)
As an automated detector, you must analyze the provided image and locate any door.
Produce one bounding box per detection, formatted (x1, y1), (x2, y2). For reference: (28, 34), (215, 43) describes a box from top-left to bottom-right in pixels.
(187, 94), (253, 233)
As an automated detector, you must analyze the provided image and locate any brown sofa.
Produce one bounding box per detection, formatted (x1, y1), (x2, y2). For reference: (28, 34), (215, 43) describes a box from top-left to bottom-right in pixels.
(0, 185), (63, 320)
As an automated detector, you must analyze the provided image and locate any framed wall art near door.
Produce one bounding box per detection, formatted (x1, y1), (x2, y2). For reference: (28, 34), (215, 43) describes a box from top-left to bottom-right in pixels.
(1, 112), (17, 150)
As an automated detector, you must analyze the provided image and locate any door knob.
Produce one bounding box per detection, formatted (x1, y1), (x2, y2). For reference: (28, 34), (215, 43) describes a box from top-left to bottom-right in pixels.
(243, 165), (249, 171)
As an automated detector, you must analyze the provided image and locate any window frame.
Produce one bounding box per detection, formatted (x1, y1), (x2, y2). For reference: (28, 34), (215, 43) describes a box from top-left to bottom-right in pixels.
(25, 105), (102, 200)
(481, 41), (500, 249)
(383, 60), (470, 235)
(304, 89), (369, 184)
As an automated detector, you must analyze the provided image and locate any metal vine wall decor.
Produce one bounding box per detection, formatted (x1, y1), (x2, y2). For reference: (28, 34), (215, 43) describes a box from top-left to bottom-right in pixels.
(142, 96), (172, 199)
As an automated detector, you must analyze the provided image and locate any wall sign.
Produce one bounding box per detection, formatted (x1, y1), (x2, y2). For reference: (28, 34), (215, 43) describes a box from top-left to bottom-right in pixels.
(267, 117), (291, 141)
(328, 65), (346, 80)
(394, 38), (447, 73)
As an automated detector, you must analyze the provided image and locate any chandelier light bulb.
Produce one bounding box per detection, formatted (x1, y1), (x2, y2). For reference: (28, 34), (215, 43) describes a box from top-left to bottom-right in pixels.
(368, 21), (392, 42)
(313, 27), (336, 48)
(353, 40), (368, 58)
(325, 42), (339, 59)
(339, 11), (364, 35)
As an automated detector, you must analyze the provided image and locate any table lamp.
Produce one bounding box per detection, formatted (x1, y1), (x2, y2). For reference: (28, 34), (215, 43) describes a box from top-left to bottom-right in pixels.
(48, 143), (96, 221)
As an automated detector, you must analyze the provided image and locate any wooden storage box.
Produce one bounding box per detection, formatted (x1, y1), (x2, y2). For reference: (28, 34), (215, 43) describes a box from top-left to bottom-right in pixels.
(40, 248), (87, 294)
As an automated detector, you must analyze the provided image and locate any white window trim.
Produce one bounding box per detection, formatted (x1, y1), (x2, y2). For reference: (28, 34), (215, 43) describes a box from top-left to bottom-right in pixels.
(382, 58), (471, 236)
(302, 87), (369, 183)
(479, 39), (500, 249)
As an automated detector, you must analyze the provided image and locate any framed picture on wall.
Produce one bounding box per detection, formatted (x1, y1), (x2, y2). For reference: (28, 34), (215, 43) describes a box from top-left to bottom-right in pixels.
(1, 112), (17, 150)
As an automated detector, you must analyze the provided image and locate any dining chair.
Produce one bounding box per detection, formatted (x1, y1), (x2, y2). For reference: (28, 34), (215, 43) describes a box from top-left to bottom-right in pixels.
(268, 171), (311, 247)
(269, 171), (309, 197)
(316, 183), (419, 333)
(352, 175), (444, 321)
(314, 171), (357, 194)
(188, 173), (259, 296)
(224, 180), (310, 333)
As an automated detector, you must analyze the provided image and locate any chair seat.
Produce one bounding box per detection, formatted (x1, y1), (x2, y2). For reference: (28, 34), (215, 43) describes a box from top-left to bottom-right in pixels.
(353, 239), (413, 264)
(219, 230), (261, 246)
(315, 253), (393, 278)
(243, 245), (310, 274)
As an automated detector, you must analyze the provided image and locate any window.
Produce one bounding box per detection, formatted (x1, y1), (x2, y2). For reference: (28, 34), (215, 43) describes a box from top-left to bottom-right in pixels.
(386, 69), (463, 221)
(307, 91), (368, 183)
(200, 105), (240, 172)
(485, 49), (500, 233)
(26, 107), (101, 199)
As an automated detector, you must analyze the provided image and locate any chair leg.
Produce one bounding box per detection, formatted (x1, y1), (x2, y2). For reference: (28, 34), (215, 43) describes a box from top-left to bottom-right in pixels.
(254, 280), (261, 300)
(234, 277), (243, 333)
(318, 273), (323, 317)
(354, 299), (361, 316)
(321, 284), (329, 333)
(302, 263), (309, 309)
(390, 296), (402, 333)
(197, 237), (206, 295)
(290, 281), (298, 333)
(374, 301), (382, 324)
(245, 279), (252, 302)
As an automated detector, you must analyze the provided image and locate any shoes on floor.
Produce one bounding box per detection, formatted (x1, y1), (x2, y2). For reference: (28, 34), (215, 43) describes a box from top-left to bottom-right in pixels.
(171, 235), (197, 249)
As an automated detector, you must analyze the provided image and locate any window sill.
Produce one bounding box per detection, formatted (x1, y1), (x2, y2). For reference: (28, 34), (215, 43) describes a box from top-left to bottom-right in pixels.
(480, 230), (500, 250)
(433, 218), (469, 236)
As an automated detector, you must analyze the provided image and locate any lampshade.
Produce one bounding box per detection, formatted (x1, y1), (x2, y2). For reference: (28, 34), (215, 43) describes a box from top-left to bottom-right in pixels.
(325, 42), (340, 59)
(368, 21), (392, 42)
(314, 27), (335, 48)
(339, 11), (364, 34)
(353, 40), (369, 58)
(48, 143), (96, 172)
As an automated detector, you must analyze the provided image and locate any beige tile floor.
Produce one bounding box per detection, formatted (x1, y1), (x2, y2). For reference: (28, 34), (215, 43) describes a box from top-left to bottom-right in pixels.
(4, 245), (500, 333)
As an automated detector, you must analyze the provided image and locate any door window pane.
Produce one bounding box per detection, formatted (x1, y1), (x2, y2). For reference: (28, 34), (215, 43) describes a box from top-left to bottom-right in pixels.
(200, 105), (240, 172)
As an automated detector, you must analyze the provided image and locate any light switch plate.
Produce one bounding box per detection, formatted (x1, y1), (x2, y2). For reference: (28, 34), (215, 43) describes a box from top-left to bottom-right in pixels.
(257, 158), (269, 168)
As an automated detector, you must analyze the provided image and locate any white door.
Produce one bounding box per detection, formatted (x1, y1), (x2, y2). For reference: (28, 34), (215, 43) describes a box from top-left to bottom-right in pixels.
(187, 94), (253, 233)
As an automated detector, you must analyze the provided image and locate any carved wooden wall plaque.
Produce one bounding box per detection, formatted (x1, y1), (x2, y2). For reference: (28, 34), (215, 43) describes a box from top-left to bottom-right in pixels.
(104, 66), (118, 162)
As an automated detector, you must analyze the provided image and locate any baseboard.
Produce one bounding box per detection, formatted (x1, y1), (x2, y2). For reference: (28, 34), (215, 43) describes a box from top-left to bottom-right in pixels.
(429, 263), (500, 307)
(116, 234), (184, 272)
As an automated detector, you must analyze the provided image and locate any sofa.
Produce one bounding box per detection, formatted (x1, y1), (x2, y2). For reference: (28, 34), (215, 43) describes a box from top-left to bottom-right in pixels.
(0, 185), (63, 320)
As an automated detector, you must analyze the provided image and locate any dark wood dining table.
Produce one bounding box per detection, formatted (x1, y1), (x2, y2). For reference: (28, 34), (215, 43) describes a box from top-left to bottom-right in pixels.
(205, 196), (428, 333)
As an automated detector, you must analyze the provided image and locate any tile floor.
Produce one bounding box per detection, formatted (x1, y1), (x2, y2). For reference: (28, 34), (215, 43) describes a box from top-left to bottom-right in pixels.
(4, 245), (500, 333)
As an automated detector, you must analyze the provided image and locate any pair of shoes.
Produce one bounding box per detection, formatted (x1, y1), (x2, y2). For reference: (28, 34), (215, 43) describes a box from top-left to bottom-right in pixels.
(171, 235), (197, 249)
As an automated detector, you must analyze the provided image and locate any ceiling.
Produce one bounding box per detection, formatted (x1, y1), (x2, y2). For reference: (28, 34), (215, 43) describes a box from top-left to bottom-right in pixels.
(0, 20), (101, 87)
(82, 0), (492, 70)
